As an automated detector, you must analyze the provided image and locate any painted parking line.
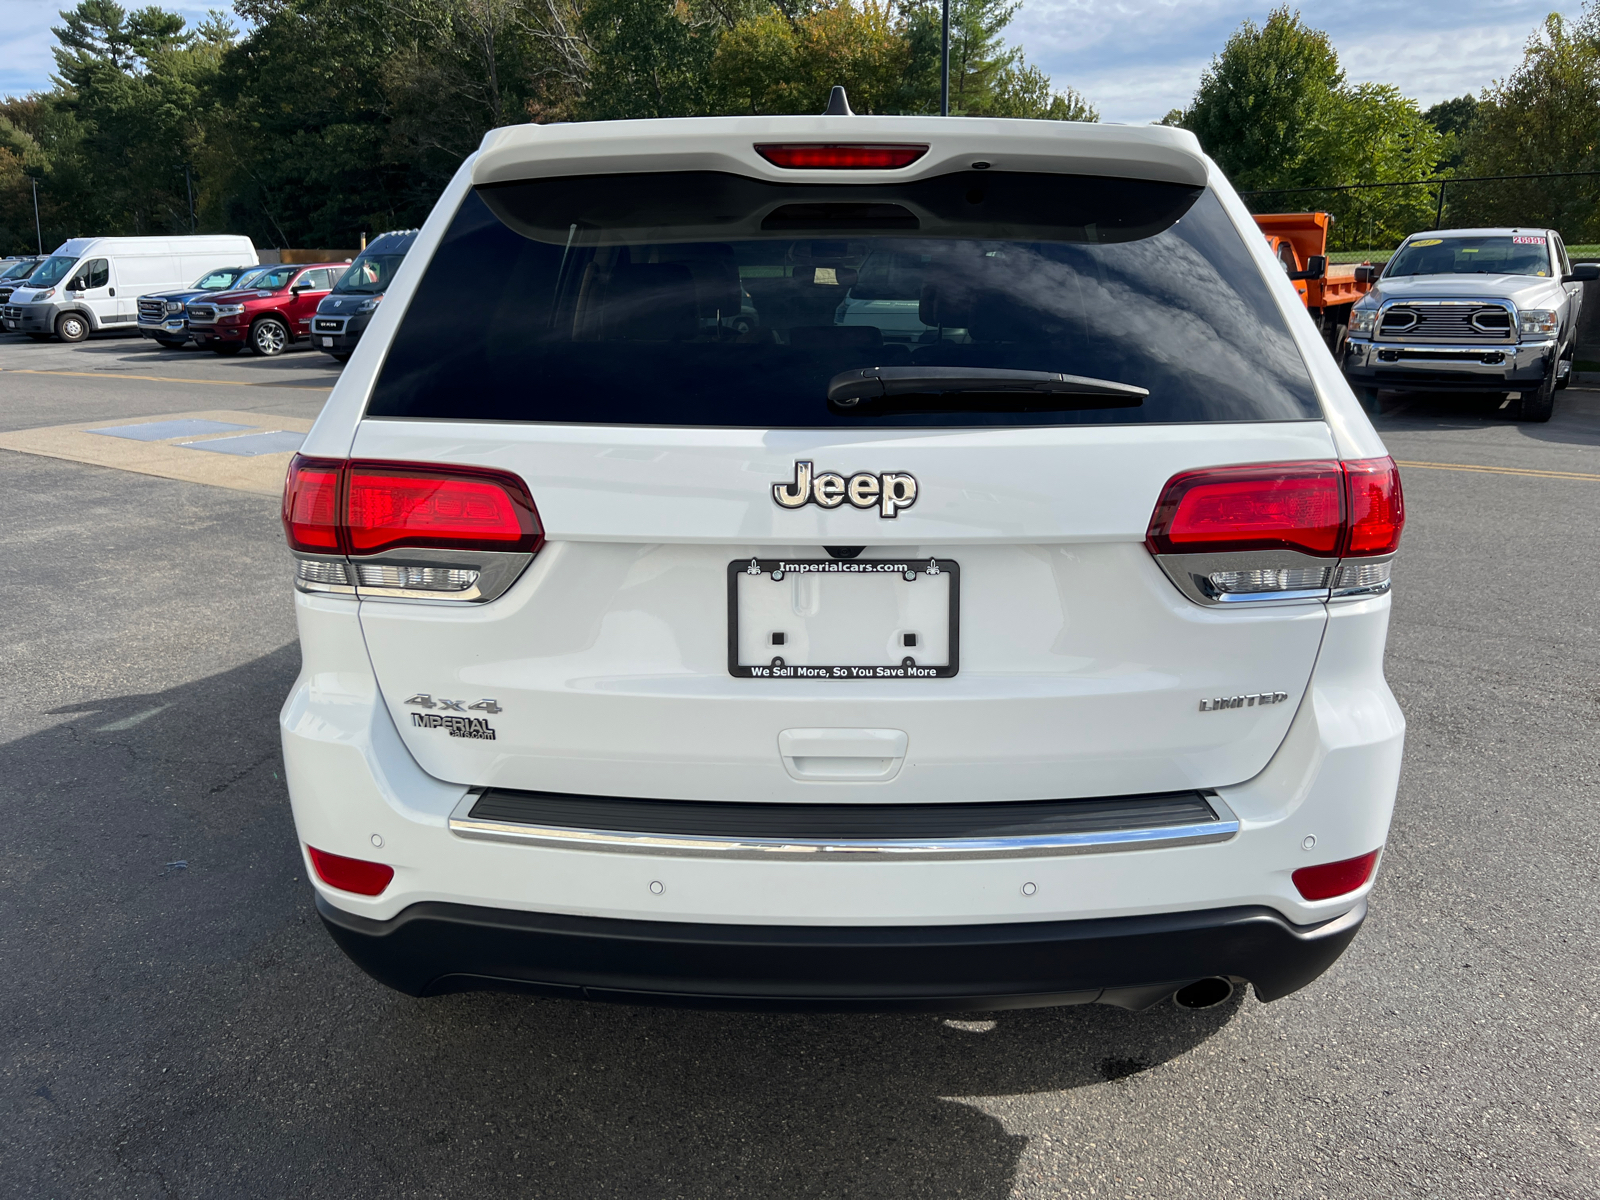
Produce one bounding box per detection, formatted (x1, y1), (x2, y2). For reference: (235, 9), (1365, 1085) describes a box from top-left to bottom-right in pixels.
(0, 367), (335, 391)
(1394, 460), (1600, 482)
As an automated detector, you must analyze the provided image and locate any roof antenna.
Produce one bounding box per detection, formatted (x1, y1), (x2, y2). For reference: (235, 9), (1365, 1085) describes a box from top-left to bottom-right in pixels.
(823, 86), (854, 116)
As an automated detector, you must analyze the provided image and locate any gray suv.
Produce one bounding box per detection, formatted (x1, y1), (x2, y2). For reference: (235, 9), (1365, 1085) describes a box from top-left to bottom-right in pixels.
(1343, 228), (1598, 422)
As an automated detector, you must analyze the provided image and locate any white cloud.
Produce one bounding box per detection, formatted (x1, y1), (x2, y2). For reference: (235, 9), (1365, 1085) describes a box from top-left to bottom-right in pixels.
(1010, 0), (1588, 123)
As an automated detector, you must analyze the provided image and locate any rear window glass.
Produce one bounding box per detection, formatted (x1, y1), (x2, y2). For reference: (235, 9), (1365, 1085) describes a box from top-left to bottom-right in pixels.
(368, 171), (1319, 428)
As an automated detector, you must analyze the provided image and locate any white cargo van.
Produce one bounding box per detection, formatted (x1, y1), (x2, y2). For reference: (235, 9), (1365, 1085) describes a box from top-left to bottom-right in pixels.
(1, 234), (257, 342)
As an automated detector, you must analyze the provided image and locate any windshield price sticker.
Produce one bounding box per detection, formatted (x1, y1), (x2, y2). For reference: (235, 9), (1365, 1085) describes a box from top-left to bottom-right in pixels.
(1512, 236), (1546, 244)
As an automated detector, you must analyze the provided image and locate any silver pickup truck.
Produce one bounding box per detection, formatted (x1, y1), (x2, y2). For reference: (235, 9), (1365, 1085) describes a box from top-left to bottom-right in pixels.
(1343, 227), (1598, 422)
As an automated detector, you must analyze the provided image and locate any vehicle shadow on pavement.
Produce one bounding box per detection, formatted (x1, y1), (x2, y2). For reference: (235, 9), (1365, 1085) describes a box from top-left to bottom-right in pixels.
(1371, 387), (1600, 447)
(5, 647), (1241, 1199)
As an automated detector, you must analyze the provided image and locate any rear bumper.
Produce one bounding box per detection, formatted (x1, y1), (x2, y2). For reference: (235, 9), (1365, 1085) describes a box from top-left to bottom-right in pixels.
(1344, 337), (1553, 391)
(316, 892), (1367, 1010)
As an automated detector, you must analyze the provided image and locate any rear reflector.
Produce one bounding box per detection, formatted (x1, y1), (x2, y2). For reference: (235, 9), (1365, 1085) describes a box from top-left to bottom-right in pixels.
(1147, 461), (1344, 556)
(307, 846), (394, 896)
(281, 455), (542, 556)
(1147, 457), (1405, 559)
(755, 144), (929, 169)
(1292, 849), (1380, 900)
(282, 457), (342, 552)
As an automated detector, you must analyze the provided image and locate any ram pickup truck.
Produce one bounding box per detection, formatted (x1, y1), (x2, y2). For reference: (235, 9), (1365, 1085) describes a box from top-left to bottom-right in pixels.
(1344, 227), (1598, 422)
(188, 261), (348, 356)
(137, 265), (264, 347)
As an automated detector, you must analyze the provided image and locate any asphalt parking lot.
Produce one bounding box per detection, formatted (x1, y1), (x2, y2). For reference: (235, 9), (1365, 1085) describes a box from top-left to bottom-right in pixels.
(2, 330), (1598, 1198)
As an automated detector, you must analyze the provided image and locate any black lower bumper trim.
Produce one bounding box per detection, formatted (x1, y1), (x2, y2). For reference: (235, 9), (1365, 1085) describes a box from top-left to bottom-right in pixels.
(1347, 370), (1540, 392)
(315, 894), (1366, 1011)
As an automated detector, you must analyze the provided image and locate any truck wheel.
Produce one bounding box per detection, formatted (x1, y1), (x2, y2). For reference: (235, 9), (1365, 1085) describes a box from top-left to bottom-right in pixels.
(1517, 366), (1557, 423)
(55, 312), (89, 342)
(210, 343), (243, 357)
(249, 317), (289, 357)
(329, 352), (351, 363)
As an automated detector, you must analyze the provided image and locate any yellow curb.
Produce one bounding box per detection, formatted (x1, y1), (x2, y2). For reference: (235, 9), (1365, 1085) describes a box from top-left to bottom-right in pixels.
(1394, 459), (1600, 482)
(0, 367), (334, 391)
(0, 409), (316, 496)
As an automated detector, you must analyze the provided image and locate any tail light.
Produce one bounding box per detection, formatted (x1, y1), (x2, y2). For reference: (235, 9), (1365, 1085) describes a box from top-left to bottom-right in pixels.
(307, 846), (394, 896)
(282, 455), (542, 602)
(345, 463), (539, 554)
(1146, 462), (1343, 556)
(755, 144), (928, 169)
(1146, 457), (1404, 604)
(1292, 849), (1380, 900)
(282, 457), (342, 552)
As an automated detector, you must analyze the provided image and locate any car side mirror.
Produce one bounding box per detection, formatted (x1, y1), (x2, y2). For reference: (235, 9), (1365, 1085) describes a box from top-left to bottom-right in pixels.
(1286, 255), (1327, 282)
(290, 284), (306, 294)
(1563, 263), (1600, 282)
(1354, 265), (1379, 285)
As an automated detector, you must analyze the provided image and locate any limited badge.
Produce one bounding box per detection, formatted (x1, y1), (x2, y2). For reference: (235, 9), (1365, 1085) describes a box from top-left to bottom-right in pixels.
(1199, 691), (1288, 712)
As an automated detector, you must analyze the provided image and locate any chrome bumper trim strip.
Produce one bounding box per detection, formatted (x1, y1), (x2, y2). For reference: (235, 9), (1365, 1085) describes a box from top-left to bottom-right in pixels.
(447, 792), (1242, 860)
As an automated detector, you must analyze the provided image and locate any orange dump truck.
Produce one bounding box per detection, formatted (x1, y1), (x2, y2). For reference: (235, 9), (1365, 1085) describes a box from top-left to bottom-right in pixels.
(1254, 212), (1376, 353)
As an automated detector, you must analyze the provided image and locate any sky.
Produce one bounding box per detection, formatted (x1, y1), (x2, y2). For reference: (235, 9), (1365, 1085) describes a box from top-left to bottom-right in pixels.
(1011, 0), (1590, 123)
(0, 0), (1591, 121)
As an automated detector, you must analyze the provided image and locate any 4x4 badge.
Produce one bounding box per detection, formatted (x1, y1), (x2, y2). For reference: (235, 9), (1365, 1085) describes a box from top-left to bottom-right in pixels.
(404, 693), (502, 714)
(772, 460), (918, 518)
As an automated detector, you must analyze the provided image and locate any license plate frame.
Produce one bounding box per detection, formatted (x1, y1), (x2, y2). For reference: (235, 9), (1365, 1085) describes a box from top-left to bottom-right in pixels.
(727, 557), (960, 679)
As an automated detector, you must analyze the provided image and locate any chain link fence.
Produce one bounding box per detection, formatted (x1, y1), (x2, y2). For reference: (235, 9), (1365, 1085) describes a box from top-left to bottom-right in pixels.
(1241, 172), (1600, 261)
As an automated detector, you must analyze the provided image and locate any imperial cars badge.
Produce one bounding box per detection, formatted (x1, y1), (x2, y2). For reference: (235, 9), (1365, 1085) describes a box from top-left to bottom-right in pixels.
(772, 461), (918, 518)
(411, 712), (497, 739)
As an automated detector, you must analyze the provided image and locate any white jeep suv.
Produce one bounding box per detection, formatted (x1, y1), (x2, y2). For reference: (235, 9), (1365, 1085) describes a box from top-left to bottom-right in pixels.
(280, 115), (1405, 1012)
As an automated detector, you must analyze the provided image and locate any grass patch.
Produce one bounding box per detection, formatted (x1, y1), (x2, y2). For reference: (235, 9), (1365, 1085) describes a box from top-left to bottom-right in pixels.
(1327, 249), (1395, 264)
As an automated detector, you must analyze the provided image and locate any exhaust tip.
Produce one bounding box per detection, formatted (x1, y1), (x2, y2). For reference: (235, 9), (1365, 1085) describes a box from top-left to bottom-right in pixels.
(1173, 977), (1235, 1010)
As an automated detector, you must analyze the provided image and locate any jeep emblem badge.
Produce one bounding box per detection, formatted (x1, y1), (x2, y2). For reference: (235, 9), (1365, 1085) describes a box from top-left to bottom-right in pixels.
(772, 461), (918, 518)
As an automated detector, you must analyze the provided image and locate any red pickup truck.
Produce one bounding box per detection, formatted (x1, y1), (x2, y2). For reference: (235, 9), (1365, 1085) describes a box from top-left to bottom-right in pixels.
(186, 261), (349, 356)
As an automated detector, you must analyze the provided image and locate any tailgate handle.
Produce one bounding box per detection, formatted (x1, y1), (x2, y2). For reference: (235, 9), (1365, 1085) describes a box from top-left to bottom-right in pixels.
(778, 728), (907, 782)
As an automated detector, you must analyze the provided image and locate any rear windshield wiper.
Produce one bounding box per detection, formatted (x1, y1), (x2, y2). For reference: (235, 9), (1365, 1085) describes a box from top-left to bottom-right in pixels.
(827, 366), (1148, 412)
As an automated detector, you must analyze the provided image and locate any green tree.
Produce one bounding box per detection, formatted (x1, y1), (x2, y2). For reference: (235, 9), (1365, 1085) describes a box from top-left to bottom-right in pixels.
(1425, 93), (1478, 170)
(211, 0), (410, 246)
(579, 0), (721, 119)
(1177, 6), (1445, 248)
(1453, 8), (1600, 239)
(1179, 6), (1345, 192)
(47, 1), (234, 235)
(711, 1), (907, 114)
